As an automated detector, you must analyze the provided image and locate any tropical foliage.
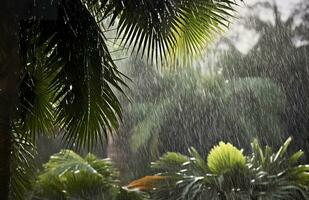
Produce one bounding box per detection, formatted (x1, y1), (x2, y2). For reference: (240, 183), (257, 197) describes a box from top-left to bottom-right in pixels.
(110, 60), (286, 181)
(0, 0), (238, 198)
(14, 0), (239, 150)
(32, 150), (144, 200)
(207, 142), (245, 174)
(218, 1), (309, 161)
(3, 0), (309, 199)
(129, 137), (309, 200)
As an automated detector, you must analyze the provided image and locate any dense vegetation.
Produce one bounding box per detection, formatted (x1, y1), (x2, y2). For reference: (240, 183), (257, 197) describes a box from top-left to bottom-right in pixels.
(32, 138), (309, 199)
(1, 0), (309, 199)
(109, 1), (309, 183)
(33, 150), (143, 200)
(0, 0), (236, 199)
(131, 137), (309, 200)
(111, 62), (286, 181)
(219, 2), (309, 161)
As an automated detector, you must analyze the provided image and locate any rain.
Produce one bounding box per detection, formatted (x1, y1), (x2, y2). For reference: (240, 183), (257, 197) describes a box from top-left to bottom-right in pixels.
(1, 0), (309, 199)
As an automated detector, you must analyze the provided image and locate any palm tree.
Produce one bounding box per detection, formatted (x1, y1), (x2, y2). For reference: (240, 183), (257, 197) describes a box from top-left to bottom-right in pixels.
(0, 0), (237, 199)
(129, 138), (309, 199)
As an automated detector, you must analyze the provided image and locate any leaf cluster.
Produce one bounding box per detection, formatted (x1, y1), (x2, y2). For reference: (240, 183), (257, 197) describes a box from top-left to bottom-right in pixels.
(129, 138), (309, 200)
(33, 149), (145, 200)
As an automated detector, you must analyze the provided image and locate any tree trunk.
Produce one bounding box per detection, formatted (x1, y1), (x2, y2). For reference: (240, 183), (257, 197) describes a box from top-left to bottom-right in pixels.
(0, 1), (20, 199)
(0, 96), (14, 200)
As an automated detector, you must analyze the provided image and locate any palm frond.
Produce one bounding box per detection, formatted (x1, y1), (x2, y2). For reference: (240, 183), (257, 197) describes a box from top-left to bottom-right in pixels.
(48, 0), (126, 150)
(207, 141), (246, 174)
(10, 129), (36, 200)
(34, 149), (145, 199)
(129, 101), (172, 152)
(130, 138), (309, 200)
(151, 152), (189, 173)
(17, 33), (56, 143)
(34, 150), (118, 199)
(250, 138), (309, 199)
(103, 0), (238, 65)
(18, 0), (127, 151)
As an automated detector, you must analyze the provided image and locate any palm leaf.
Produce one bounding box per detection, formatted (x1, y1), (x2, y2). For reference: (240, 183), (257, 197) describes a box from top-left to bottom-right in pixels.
(250, 138), (309, 199)
(10, 128), (36, 200)
(104, 0), (238, 65)
(17, 34), (57, 143)
(34, 150), (118, 199)
(207, 141), (246, 174)
(18, 0), (127, 151)
(131, 138), (309, 200)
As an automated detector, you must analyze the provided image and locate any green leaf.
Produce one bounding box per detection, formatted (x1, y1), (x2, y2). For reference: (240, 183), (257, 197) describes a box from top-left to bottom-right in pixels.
(207, 141), (246, 174)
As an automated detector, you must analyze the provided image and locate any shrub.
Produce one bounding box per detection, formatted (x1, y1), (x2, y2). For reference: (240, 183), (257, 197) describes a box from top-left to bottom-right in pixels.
(32, 150), (144, 200)
(129, 138), (309, 200)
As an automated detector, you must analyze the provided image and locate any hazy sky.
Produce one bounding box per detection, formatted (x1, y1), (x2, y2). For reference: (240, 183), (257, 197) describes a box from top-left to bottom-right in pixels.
(248, 0), (302, 19)
(229, 0), (303, 53)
